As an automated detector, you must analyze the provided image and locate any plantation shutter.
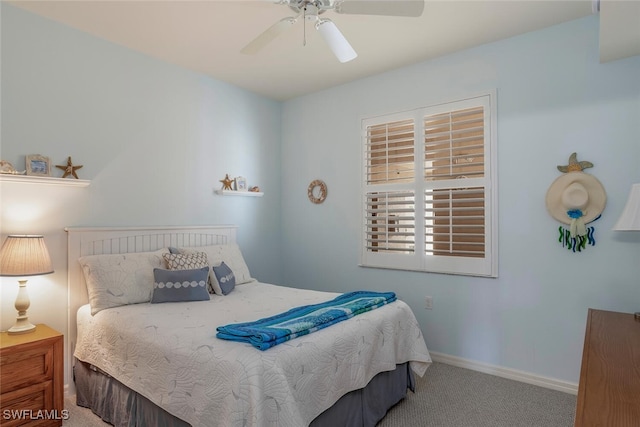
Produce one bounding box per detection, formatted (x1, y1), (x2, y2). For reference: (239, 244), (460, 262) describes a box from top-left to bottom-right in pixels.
(364, 119), (416, 256)
(424, 106), (486, 259)
(361, 94), (497, 277)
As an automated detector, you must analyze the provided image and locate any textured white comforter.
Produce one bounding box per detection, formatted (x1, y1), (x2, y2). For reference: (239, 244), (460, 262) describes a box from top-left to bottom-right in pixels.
(75, 282), (431, 427)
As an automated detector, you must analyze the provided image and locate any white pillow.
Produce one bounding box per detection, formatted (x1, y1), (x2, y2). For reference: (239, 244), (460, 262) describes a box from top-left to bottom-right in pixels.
(175, 243), (255, 295)
(79, 249), (167, 315)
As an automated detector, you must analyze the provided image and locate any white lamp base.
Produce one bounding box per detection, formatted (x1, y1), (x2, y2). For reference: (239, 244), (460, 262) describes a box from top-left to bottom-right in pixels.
(8, 319), (36, 335)
(8, 279), (36, 335)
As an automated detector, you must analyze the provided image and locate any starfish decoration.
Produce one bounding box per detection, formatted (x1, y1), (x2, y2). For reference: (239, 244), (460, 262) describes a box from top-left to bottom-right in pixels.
(557, 152), (593, 173)
(56, 156), (83, 179)
(220, 174), (234, 190)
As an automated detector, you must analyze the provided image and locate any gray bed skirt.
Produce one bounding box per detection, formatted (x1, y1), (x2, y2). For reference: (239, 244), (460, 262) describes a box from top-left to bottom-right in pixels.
(74, 358), (415, 427)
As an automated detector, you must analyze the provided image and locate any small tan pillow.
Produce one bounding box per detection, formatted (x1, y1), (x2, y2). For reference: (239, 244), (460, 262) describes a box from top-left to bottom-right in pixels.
(163, 252), (208, 271)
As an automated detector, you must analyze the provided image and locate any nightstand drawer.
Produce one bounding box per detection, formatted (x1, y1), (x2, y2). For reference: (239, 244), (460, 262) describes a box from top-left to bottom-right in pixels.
(0, 343), (54, 395)
(0, 381), (53, 427)
(0, 325), (64, 427)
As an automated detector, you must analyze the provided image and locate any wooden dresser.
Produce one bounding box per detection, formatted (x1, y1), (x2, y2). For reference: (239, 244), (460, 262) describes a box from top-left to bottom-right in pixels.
(575, 309), (640, 427)
(0, 324), (64, 427)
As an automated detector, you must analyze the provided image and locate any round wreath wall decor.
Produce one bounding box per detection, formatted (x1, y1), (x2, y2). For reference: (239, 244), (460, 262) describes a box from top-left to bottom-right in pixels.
(307, 179), (327, 204)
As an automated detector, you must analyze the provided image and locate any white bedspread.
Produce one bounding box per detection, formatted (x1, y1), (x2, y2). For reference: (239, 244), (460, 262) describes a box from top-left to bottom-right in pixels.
(75, 282), (431, 427)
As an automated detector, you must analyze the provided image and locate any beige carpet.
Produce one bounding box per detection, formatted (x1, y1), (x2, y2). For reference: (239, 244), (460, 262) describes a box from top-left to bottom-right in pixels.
(378, 362), (576, 427)
(63, 362), (576, 426)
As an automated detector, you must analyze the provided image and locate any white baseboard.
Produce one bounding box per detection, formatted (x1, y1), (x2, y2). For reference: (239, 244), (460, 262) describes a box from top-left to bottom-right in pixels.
(429, 351), (578, 395)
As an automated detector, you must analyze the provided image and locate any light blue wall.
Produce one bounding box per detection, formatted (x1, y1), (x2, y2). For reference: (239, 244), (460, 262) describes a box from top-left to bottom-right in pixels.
(0, 4), (283, 336)
(280, 15), (640, 383)
(2, 3), (639, 387)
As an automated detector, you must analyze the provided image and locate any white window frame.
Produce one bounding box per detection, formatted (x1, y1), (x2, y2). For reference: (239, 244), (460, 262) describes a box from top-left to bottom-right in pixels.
(360, 92), (498, 277)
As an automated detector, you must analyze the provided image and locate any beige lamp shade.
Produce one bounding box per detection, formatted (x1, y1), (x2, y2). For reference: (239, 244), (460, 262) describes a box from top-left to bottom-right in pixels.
(613, 184), (640, 231)
(0, 235), (53, 334)
(0, 235), (54, 277)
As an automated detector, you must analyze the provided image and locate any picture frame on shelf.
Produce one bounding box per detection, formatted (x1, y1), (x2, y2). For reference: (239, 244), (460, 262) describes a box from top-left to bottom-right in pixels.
(26, 154), (51, 177)
(235, 176), (247, 191)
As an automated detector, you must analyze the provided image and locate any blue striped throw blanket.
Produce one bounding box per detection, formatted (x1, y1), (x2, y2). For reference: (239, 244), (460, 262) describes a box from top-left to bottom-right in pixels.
(216, 290), (396, 350)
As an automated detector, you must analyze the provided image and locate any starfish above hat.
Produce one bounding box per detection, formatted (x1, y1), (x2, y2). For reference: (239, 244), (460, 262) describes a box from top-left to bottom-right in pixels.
(557, 152), (593, 173)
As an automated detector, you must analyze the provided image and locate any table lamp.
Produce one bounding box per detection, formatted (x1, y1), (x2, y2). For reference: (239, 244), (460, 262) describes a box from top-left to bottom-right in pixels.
(0, 235), (54, 334)
(612, 183), (640, 320)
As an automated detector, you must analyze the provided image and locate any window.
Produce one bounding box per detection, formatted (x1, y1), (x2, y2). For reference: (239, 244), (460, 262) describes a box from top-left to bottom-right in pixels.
(361, 93), (497, 277)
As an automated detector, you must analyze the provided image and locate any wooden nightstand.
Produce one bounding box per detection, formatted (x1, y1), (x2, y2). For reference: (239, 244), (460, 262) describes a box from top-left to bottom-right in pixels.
(0, 324), (64, 427)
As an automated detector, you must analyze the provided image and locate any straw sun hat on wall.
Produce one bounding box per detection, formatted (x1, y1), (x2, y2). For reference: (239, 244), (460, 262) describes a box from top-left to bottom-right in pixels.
(545, 153), (606, 252)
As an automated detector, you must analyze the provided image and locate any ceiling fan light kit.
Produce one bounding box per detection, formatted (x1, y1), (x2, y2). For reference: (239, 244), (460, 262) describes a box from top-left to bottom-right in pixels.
(242, 0), (424, 63)
(317, 19), (357, 63)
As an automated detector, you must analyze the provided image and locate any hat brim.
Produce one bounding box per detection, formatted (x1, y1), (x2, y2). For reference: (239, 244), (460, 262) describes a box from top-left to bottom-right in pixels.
(545, 172), (606, 225)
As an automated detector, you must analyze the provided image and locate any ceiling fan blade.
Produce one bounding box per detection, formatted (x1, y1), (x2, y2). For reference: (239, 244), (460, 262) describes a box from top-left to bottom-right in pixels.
(241, 17), (297, 55)
(334, 0), (425, 17)
(317, 19), (357, 63)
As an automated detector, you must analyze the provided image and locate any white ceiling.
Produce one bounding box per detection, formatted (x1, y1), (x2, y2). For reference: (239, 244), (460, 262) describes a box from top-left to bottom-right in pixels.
(8, 1), (638, 101)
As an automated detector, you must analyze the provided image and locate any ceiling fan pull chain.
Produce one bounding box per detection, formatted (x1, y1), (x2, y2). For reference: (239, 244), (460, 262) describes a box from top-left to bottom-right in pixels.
(303, 4), (307, 46)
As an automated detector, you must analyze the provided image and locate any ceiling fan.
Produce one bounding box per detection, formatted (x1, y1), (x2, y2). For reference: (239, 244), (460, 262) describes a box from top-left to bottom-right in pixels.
(241, 0), (425, 63)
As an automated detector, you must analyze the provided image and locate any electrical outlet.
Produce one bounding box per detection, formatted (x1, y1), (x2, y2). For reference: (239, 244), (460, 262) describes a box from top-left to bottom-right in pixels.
(424, 296), (433, 310)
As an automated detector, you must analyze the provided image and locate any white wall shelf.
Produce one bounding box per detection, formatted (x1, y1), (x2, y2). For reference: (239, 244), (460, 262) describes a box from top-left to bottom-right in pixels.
(0, 174), (90, 187)
(215, 189), (263, 197)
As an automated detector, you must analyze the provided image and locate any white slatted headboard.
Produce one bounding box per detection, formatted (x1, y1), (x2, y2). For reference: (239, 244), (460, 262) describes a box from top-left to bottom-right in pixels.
(65, 225), (237, 394)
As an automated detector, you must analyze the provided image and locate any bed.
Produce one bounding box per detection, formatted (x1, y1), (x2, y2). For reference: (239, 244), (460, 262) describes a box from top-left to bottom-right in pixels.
(66, 225), (431, 427)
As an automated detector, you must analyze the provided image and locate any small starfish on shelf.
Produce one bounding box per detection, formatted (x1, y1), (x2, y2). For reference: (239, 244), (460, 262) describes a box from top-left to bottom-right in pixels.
(220, 174), (234, 190)
(56, 156), (83, 179)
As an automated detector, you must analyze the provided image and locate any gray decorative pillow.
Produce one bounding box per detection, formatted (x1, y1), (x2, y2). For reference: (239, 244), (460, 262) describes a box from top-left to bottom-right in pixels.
(151, 267), (210, 303)
(163, 252), (208, 270)
(212, 262), (236, 295)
